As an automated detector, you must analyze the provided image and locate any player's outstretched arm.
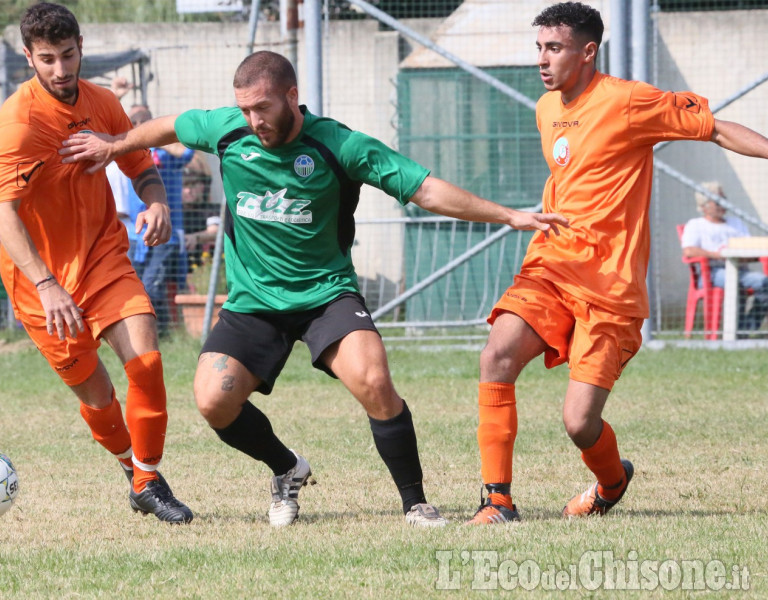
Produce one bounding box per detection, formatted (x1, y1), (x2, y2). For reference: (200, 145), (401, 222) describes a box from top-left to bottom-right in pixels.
(710, 119), (768, 159)
(59, 115), (181, 174)
(408, 176), (569, 235)
(0, 201), (84, 340)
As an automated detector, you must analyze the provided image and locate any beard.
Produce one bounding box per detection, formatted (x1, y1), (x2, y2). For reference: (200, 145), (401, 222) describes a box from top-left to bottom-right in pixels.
(256, 101), (296, 148)
(34, 60), (81, 105)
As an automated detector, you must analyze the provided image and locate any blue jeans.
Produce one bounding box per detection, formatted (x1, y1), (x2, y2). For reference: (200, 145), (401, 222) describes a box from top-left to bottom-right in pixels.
(712, 267), (768, 330)
(142, 242), (184, 335)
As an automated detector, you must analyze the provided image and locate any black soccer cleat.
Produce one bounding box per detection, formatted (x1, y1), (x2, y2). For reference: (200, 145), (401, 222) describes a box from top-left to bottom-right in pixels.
(123, 468), (172, 493)
(129, 477), (193, 524)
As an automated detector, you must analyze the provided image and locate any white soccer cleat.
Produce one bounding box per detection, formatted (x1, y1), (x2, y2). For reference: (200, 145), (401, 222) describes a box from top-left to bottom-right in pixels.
(268, 451), (312, 527)
(405, 503), (448, 527)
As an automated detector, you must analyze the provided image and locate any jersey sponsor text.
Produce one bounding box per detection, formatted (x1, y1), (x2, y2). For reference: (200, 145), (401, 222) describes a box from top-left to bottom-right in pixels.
(236, 188), (313, 223)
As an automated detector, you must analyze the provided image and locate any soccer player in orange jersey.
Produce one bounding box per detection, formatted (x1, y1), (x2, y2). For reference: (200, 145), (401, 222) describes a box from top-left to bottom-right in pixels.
(469, 2), (768, 524)
(0, 3), (192, 523)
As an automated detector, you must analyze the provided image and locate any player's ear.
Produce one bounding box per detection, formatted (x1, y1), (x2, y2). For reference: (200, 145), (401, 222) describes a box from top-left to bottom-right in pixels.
(286, 85), (299, 107)
(22, 46), (33, 68)
(583, 40), (598, 64)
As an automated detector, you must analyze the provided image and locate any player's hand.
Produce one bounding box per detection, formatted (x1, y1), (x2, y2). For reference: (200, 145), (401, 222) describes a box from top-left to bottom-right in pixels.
(110, 76), (133, 99)
(137, 202), (172, 246)
(37, 282), (85, 340)
(185, 232), (199, 251)
(508, 211), (570, 237)
(59, 132), (117, 174)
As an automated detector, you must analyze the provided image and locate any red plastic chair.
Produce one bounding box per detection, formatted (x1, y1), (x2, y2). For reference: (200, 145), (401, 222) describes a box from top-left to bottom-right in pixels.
(677, 225), (723, 340)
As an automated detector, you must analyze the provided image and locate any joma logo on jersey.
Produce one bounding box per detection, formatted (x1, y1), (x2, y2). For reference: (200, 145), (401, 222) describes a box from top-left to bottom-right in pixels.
(236, 188), (312, 223)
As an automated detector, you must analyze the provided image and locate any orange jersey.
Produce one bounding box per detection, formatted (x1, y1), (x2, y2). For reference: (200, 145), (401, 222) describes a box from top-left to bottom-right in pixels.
(523, 72), (714, 317)
(0, 77), (154, 322)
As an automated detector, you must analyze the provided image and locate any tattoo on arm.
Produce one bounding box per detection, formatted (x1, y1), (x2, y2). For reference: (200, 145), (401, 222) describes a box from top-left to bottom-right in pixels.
(213, 355), (229, 372)
(134, 175), (164, 198)
(221, 375), (235, 392)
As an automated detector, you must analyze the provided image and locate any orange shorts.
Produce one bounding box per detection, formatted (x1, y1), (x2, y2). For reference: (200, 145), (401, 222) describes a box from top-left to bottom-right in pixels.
(21, 272), (155, 387)
(489, 274), (643, 391)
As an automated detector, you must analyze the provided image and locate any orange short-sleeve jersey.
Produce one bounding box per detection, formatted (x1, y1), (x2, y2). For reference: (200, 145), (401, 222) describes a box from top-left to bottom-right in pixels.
(0, 77), (154, 320)
(523, 72), (715, 317)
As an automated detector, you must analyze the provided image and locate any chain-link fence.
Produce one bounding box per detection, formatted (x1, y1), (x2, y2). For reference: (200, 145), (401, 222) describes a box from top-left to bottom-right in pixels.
(2, 0), (768, 343)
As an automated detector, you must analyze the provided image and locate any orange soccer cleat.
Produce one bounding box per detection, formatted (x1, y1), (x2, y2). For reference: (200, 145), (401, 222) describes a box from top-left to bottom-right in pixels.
(562, 459), (634, 518)
(467, 496), (521, 525)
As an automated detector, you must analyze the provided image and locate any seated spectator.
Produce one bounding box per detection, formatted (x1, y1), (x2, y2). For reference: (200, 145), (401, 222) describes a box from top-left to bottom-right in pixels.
(681, 181), (768, 331)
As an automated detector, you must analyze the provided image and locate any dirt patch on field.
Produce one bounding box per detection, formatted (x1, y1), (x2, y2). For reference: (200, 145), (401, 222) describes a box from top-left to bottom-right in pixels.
(0, 338), (33, 354)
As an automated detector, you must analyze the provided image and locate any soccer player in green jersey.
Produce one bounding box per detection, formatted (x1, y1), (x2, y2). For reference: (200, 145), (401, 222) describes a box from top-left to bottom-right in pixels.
(61, 50), (567, 527)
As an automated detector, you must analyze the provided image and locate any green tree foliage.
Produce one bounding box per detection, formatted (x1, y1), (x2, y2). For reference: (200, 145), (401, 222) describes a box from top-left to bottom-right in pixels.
(0, 0), (463, 32)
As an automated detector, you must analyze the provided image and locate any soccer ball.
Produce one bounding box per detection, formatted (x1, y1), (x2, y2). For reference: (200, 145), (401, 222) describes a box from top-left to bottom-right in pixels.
(0, 453), (19, 516)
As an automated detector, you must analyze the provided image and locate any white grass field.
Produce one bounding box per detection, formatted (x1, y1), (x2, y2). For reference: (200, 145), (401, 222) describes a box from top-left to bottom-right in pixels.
(0, 334), (766, 598)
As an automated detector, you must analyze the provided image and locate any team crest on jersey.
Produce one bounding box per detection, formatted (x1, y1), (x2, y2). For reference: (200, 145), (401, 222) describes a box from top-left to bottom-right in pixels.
(294, 155), (314, 177)
(553, 137), (570, 167)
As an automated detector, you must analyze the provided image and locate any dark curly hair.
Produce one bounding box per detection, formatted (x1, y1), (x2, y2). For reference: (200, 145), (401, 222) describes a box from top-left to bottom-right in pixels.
(20, 2), (80, 50)
(532, 2), (604, 48)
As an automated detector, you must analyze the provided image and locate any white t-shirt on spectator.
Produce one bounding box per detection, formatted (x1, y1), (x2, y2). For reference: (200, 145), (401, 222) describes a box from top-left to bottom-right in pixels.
(106, 161), (134, 231)
(681, 215), (749, 268)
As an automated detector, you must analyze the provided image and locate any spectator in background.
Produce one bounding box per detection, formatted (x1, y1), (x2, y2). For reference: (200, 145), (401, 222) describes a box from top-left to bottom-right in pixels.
(110, 75), (133, 100)
(129, 104), (195, 337)
(106, 160), (147, 274)
(681, 181), (768, 331)
(182, 151), (221, 276)
(107, 77), (146, 271)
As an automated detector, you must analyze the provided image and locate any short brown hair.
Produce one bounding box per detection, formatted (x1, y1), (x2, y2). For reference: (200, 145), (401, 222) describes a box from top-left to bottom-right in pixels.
(233, 51), (297, 93)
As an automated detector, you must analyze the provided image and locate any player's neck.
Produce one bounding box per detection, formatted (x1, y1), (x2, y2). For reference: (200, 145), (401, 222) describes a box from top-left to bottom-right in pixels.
(284, 110), (305, 145)
(560, 68), (598, 106)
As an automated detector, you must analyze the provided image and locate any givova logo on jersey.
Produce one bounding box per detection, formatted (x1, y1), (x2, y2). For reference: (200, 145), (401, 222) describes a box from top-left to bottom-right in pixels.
(553, 137), (570, 167)
(236, 188), (312, 224)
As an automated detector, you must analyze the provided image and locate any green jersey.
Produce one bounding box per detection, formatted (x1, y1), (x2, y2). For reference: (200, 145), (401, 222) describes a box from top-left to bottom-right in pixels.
(175, 106), (429, 313)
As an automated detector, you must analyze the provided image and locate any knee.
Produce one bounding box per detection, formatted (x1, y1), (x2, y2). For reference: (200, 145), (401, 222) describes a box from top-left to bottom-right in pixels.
(194, 377), (234, 428)
(349, 366), (401, 418)
(563, 414), (601, 449)
(480, 341), (515, 380)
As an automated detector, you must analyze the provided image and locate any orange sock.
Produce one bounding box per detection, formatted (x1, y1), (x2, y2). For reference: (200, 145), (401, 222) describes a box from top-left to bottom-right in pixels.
(477, 381), (517, 508)
(125, 351), (167, 493)
(79, 391), (133, 470)
(580, 420), (626, 501)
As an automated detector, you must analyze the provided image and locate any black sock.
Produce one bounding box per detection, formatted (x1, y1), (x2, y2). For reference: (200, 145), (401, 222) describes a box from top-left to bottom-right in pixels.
(369, 400), (426, 514)
(213, 401), (296, 475)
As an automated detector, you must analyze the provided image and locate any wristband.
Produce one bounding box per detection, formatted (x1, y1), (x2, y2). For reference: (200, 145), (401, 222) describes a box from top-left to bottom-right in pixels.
(35, 274), (56, 288)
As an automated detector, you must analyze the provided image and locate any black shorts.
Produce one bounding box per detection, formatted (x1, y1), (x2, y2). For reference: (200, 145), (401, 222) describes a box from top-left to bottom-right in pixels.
(201, 292), (379, 395)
